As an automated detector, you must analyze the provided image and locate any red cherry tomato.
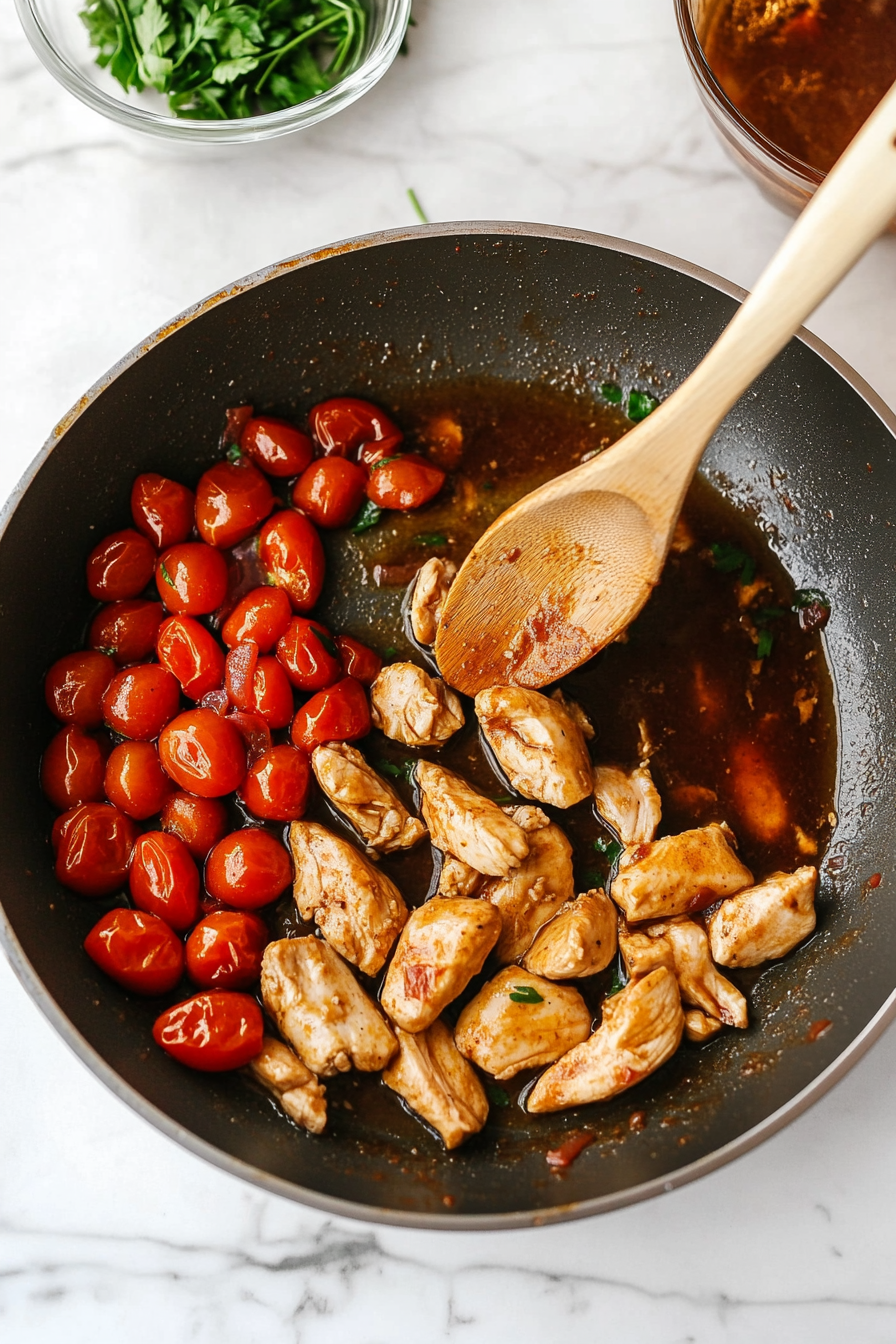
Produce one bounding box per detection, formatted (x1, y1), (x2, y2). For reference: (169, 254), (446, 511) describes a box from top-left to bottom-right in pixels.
(366, 454), (446, 511)
(185, 911), (269, 989)
(221, 585), (292, 652)
(258, 511), (325, 613)
(276, 617), (342, 692)
(52, 802), (138, 897)
(290, 676), (371, 753)
(131, 473), (195, 550)
(41, 725), (108, 811)
(205, 828), (292, 909)
(239, 745), (310, 822)
(156, 615), (226, 700)
(102, 664), (181, 741)
(308, 397), (402, 458)
(240, 417), (314, 478)
(104, 741), (174, 820)
(195, 458), (274, 549)
(161, 792), (228, 861)
(88, 599), (164, 665)
(335, 634), (383, 686)
(250, 656), (294, 729)
(45, 651), (115, 728)
(86, 529), (157, 602)
(358, 431), (404, 472)
(224, 640), (259, 711)
(156, 543), (228, 616)
(291, 457), (367, 529)
(225, 709), (272, 763)
(130, 830), (201, 931)
(85, 907), (184, 995)
(158, 708), (247, 797)
(152, 991), (264, 1071)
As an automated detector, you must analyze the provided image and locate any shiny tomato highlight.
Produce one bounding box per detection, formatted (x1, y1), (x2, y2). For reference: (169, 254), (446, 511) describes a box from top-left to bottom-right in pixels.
(53, 802), (138, 897)
(156, 615), (226, 700)
(129, 830), (201, 931)
(276, 617), (342, 692)
(221, 585), (292, 652)
(88, 599), (164, 665)
(290, 676), (371, 753)
(152, 991), (264, 1071)
(185, 911), (269, 989)
(335, 635), (382, 686)
(41, 725), (108, 811)
(366, 454), (446, 511)
(101, 664), (181, 741)
(160, 792), (228, 861)
(258, 511), (325, 613)
(131, 473), (195, 550)
(195, 458), (274, 549)
(158, 708), (247, 797)
(86, 529), (157, 602)
(308, 397), (401, 458)
(205, 828), (292, 909)
(240, 416), (314, 478)
(250, 657), (294, 729)
(292, 457), (367, 529)
(45, 651), (116, 728)
(85, 907), (184, 995)
(156, 543), (228, 616)
(239, 744), (310, 822)
(104, 740), (174, 820)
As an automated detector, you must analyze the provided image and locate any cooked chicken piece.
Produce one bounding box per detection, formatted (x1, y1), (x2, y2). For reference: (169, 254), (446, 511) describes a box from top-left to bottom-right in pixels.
(616, 918), (675, 979)
(261, 937), (397, 1077)
(479, 806), (573, 962)
(288, 822), (408, 975)
(684, 1009), (723, 1043)
(311, 743), (427, 856)
(416, 761), (529, 877)
(592, 763), (662, 846)
(248, 1036), (327, 1135)
(381, 898), (502, 1033)
(522, 889), (617, 979)
(455, 967), (592, 1080)
(383, 1019), (488, 1149)
(475, 685), (592, 809)
(550, 688), (595, 739)
(612, 823), (753, 922)
(619, 916), (747, 1028)
(707, 866), (818, 968)
(436, 853), (485, 899)
(370, 662), (464, 747)
(527, 966), (684, 1113)
(409, 557), (457, 646)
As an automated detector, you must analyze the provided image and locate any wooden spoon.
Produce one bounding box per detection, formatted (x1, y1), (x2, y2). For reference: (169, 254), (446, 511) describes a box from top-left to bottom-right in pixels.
(435, 82), (896, 697)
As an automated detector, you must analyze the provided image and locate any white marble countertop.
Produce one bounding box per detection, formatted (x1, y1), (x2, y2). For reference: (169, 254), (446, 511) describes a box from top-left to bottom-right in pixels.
(3, 1), (896, 1338)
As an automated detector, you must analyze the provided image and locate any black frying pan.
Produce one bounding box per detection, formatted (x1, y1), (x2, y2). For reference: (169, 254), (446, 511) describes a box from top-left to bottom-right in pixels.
(1, 223), (894, 1229)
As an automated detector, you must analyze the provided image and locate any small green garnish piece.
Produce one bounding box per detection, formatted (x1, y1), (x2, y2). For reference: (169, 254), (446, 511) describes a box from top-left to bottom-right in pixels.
(158, 559), (174, 588)
(311, 626), (339, 658)
(350, 500), (383, 534)
(710, 541), (756, 585)
(627, 389), (659, 422)
(487, 1085), (510, 1108)
(226, 442), (243, 463)
(509, 985), (544, 1004)
(407, 188), (429, 224)
(756, 628), (774, 659)
(793, 587), (831, 611)
(606, 966), (626, 998)
(414, 532), (447, 547)
(96, 645), (117, 658)
(593, 836), (624, 864)
(376, 757), (415, 783)
(382, 645), (398, 658)
(370, 455), (405, 472)
(755, 606), (788, 624)
(490, 794), (516, 805)
(600, 381), (623, 404)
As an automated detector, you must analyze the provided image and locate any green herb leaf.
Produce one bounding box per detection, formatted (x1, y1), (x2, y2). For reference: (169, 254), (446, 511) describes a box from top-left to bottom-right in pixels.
(628, 389), (659, 422)
(490, 794), (516, 805)
(350, 499), (382, 534)
(600, 381), (623, 404)
(96, 645), (117, 658)
(311, 626), (339, 658)
(414, 532), (447, 547)
(158, 559), (174, 588)
(376, 757), (415, 783)
(756, 628), (774, 659)
(793, 587), (831, 611)
(382, 646), (398, 658)
(509, 985), (544, 1004)
(370, 455), (404, 472)
(407, 187), (429, 224)
(487, 1085), (510, 1108)
(606, 966), (626, 998)
(710, 542), (756, 585)
(755, 606), (788, 624)
(593, 836), (624, 864)
(226, 442), (243, 462)
(212, 55), (259, 83)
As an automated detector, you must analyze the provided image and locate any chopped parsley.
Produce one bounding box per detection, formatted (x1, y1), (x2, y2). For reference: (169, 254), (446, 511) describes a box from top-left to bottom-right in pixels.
(158, 559), (174, 587)
(600, 381), (623, 404)
(413, 532), (447, 547)
(509, 985), (544, 1004)
(382, 645), (398, 658)
(370, 455), (404, 472)
(487, 1085), (510, 1108)
(627, 389), (659, 422)
(593, 836), (623, 865)
(311, 626), (339, 658)
(605, 966), (626, 998)
(756, 628), (774, 660)
(350, 499), (382, 534)
(710, 541), (756, 585)
(793, 587), (831, 611)
(225, 442), (243, 462)
(376, 757), (415, 783)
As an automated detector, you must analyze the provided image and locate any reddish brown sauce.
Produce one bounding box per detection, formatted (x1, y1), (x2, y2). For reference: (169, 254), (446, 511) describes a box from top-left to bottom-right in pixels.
(546, 1132), (595, 1168)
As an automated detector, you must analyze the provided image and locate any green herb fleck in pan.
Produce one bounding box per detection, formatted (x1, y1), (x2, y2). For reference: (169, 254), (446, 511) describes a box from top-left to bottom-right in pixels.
(600, 381), (623, 404)
(350, 499), (382, 534)
(311, 626), (339, 658)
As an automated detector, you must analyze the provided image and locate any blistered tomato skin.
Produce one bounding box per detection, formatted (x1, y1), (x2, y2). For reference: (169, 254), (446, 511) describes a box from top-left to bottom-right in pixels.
(335, 635), (383, 686)
(366, 454), (446, 511)
(53, 803), (138, 897)
(131, 473), (195, 550)
(156, 615), (226, 700)
(309, 397), (402, 458)
(84, 908), (184, 995)
(152, 991), (264, 1071)
(195, 458), (274, 549)
(225, 710), (272, 762)
(86, 529), (157, 602)
(104, 741), (174, 820)
(185, 911), (269, 990)
(205, 828), (293, 909)
(158, 708), (247, 797)
(88, 600), (164, 665)
(239, 745), (310, 822)
(221, 586), (292, 652)
(251, 657), (294, 729)
(129, 830), (201, 931)
(41, 726), (108, 811)
(358, 431), (404, 472)
(45, 651), (116, 728)
(290, 676), (371, 753)
(102, 664), (182, 741)
(292, 457), (367, 529)
(258, 511), (325, 613)
(276, 617), (342, 692)
(240, 417), (314, 478)
(156, 543), (228, 616)
(161, 792), (228, 860)
(224, 640), (259, 711)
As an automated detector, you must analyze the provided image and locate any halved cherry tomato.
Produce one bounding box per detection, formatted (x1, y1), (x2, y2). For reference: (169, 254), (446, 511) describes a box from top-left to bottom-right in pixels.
(152, 991), (264, 1071)
(292, 457), (367, 529)
(224, 640), (259, 711)
(199, 687), (230, 716)
(309, 397), (402, 458)
(86, 529), (157, 602)
(156, 543), (228, 616)
(130, 830), (201, 931)
(195, 458), (274, 549)
(85, 907), (184, 995)
(250, 657), (294, 729)
(225, 710), (272, 762)
(52, 802), (138, 897)
(205, 827), (292, 909)
(221, 585), (293, 652)
(358, 431), (404, 472)
(131, 473), (195, 550)
(240, 417), (314, 478)
(156, 615), (226, 700)
(239, 744), (310, 822)
(276, 617), (342, 692)
(158, 708), (247, 797)
(258, 511), (325, 613)
(45, 650), (116, 728)
(161, 792), (228, 860)
(366, 454), (446, 511)
(104, 741), (174, 819)
(102, 664), (181, 741)
(290, 676), (371, 753)
(41, 725), (108, 811)
(335, 634), (383, 686)
(88, 599), (164, 665)
(185, 911), (269, 989)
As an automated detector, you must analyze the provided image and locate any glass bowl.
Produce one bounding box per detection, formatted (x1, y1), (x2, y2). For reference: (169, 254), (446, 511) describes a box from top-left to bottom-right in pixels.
(15, 0), (412, 143)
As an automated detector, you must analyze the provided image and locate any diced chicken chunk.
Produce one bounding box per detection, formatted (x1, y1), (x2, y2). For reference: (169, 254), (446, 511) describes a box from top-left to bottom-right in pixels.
(370, 662), (464, 747)
(475, 685), (593, 808)
(436, 853), (484, 899)
(311, 743), (427, 856)
(416, 761), (529, 877)
(480, 806), (574, 962)
(261, 937), (397, 1077)
(550, 688), (595, 739)
(289, 821), (408, 975)
(381, 897), (502, 1033)
(592, 763), (662, 846)
(455, 967), (592, 1080)
(684, 1009), (723, 1043)
(522, 889), (618, 979)
(619, 916), (747, 1028)
(707, 866), (818, 968)
(382, 1019), (488, 1150)
(527, 967), (684, 1113)
(410, 558), (457, 646)
(248, 1036), (327, 1134)
(612, 823), (753, 922)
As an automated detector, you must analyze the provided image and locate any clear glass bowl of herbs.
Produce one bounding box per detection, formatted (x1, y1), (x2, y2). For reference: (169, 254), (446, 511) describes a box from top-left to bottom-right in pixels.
(15, 0), (412, 142)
